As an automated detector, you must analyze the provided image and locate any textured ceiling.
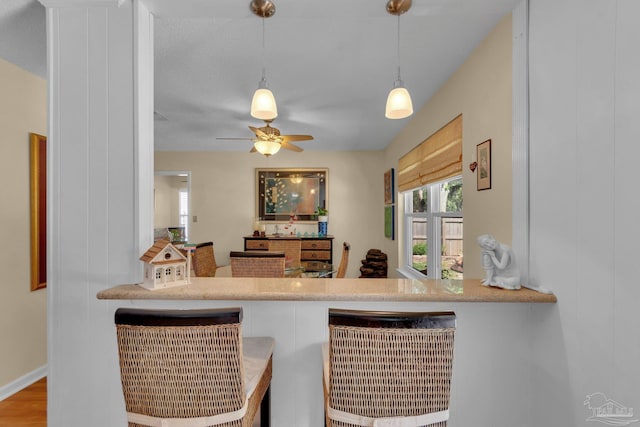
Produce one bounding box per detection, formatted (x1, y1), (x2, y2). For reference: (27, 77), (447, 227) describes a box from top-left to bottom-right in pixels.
(0, 0), (521, 152)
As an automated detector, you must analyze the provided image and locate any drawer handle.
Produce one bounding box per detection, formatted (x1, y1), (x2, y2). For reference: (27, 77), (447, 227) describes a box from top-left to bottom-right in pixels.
(311, 243), (317, 248)
(311, 253), (317, 258)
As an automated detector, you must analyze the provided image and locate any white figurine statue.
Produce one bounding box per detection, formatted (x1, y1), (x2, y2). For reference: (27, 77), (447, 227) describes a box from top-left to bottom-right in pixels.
(477, 234), (521, 290)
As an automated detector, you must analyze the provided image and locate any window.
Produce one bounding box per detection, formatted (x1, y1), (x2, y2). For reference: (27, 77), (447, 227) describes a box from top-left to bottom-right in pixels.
(403, 176), (463, 279)
(179, 189), (189, 240)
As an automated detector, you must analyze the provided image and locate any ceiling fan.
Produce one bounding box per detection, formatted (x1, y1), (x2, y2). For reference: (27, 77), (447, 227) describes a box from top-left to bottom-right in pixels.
(217, 119), (314, 156)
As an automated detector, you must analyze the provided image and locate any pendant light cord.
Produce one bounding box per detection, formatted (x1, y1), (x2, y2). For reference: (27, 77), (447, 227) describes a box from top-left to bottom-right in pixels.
(261, 17), (267, 82)
(396, 14), (401, 82)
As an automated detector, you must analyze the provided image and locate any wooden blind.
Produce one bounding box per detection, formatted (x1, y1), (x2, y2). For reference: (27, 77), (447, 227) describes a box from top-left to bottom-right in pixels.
(397, 115), (462, 192)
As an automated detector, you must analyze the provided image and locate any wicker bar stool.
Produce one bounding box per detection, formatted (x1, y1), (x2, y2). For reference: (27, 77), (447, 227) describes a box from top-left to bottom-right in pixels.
(322, 309), (456, 427)
(115, 307), (273, 427)
(230, 251), (285, 277)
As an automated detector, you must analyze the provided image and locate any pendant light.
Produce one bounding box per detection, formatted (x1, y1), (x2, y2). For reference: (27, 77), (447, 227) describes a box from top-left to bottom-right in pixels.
(385, 0), (413, 119)
(250, 0), (278, 121)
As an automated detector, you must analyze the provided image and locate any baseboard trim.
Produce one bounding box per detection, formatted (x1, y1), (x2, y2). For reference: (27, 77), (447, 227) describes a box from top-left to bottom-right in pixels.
(0, 365), (48, 401)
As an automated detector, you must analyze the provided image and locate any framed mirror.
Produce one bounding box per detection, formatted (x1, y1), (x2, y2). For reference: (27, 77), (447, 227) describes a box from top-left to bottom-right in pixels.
(256, 168), (328, 222)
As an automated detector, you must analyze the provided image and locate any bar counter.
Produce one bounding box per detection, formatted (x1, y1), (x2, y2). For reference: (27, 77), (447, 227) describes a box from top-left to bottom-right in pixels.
(97, 277), (555, 426)
(97, 277), (556, 303)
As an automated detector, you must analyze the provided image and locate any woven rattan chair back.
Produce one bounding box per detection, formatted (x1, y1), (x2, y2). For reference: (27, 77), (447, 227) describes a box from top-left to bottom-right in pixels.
(325, 309), (456, 427)
(267, 238), (301, 269)
(192, 241), (217, 277)
(335, 242), (350, 278)
(115, 307), (272, 427)
(230, 251), (286, 277)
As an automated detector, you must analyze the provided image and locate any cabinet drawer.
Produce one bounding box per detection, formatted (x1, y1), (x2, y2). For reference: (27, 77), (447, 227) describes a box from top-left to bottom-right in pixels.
(301, 240), (331, 250)
(245, 240), (268, 250)
(302, 250), (331, 261)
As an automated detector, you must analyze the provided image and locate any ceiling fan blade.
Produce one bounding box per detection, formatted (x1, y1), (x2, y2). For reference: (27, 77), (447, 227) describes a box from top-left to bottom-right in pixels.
(250, 146), (257, 153)
(281, 141), (304, 152)
(281, 134), (314, 142)
(249, 125), (270, 140)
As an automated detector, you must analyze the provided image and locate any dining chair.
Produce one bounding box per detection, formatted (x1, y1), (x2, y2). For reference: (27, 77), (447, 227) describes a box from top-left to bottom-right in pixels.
(115, 307), (273, 427)
(335, 242), (350, 278)
(267, 238), (301, 269)
(192, 241), (218, 277)
(229, 251), (286, 277)
(318, 242), (350, 278)
(323, 309), (456, 427)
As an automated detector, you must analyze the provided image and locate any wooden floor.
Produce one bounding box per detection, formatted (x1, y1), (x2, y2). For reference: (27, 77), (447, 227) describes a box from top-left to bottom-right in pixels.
(0, 378), (263, 426)
(0, 377), (47, 426)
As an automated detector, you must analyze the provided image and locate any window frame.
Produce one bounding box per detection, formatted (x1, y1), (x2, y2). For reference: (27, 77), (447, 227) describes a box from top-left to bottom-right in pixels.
(401, 176), (463, 279)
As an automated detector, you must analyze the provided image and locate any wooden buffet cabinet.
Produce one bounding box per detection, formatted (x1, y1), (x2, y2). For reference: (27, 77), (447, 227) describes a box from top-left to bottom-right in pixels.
(243, 235), (334, 272)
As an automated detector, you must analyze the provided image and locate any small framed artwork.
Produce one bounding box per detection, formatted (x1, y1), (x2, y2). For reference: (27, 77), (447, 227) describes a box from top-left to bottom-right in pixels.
(477, 139), (491, 191)
(384, 205), (394, 240)
(384, 168), (394, 205)
(30, 133), (47, 291)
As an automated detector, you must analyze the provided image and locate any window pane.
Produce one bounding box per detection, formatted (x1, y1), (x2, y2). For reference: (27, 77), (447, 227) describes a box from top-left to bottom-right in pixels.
(411, 218), (427, 274)
(411, 187), (428, 213)
(440, 216), (463, 279)
(441, 178), (463, 212)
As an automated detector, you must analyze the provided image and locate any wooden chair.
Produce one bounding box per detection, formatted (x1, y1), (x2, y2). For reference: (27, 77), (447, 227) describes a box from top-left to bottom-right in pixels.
(115, 307), (273, 427)
(192, 241), (218, 277)
(323, 309), (456, 427)
(267, 238), (301, 269)
(335, 242), (350, 278)
(317, 242), (350, 278)
(229, 251), (286, 277)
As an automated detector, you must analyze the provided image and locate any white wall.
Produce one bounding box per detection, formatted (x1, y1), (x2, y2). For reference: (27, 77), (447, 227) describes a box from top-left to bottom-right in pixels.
(0, 58), (47, 392)
(384, 13), (513, 280)
(528, 0), (640, 424)
(156, 150), (385, 278)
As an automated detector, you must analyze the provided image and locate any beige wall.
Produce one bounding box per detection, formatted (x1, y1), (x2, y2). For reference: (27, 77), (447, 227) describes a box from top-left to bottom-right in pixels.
(0, 58), (47, 387)
(156, 149), (385, 277)
(384, 13), (513, 279)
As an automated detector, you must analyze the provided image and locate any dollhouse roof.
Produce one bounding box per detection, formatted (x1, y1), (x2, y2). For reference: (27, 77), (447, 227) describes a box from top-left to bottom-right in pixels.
(140, 239), (187, 264)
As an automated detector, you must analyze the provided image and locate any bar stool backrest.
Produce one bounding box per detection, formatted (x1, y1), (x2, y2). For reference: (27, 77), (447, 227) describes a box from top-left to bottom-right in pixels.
(327, 309), (456, 427)
(115, 307), (247, 424)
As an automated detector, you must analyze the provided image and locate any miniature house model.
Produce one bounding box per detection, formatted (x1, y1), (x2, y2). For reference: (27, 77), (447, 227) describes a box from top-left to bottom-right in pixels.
(140, 239), (190, 290)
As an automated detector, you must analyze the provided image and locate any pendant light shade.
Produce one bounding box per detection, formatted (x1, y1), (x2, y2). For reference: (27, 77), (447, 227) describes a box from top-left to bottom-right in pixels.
(253, 139), (281, 156)
(385, 81), (413, 119)
(251, 79), (278, 120)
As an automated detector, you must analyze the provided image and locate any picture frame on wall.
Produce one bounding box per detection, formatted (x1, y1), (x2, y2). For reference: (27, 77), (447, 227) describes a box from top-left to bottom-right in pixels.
(384, 168), (394, 205)
(384, 205), (394, 240)
(477, 139), (491, 191)
(30, 133), (47, 291)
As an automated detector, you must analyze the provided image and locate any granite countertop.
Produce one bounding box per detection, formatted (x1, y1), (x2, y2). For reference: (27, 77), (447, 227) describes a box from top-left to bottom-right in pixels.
(97, 277), (557, 303)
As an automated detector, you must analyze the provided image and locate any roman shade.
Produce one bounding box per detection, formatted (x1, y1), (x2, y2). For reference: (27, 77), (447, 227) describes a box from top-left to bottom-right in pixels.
(397, 115), (462, 192)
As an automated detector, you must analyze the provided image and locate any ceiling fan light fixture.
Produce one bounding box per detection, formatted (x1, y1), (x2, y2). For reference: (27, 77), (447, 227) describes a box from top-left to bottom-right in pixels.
(254, 139), (281, 156)
(385, 79), (413, 119)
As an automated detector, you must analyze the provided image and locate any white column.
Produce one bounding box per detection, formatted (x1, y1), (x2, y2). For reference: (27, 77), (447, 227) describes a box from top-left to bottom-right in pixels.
(40, 0), (153, 425)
